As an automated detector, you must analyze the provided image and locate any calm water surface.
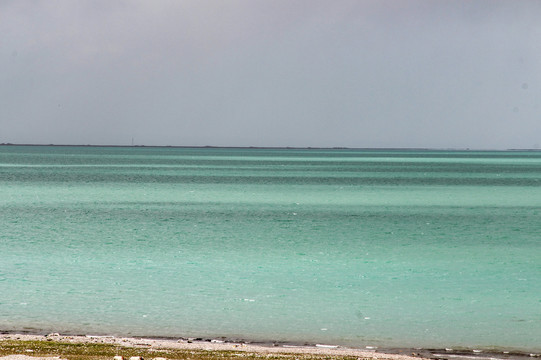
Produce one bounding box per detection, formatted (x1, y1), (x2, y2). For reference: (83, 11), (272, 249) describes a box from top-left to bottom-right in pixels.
(1, 146), (540, 352)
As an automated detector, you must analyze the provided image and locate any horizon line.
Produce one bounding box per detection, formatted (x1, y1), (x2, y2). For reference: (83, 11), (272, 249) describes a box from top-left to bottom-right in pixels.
(1, 142), (540, 152)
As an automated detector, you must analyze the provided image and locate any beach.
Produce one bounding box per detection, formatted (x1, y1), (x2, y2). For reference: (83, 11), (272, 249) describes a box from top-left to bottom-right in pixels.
(2, 333), (539, 360)
(0, 334), (426, 360)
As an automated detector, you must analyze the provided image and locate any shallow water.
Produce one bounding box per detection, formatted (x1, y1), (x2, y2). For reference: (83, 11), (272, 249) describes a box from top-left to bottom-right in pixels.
(1, 146), (540, 352)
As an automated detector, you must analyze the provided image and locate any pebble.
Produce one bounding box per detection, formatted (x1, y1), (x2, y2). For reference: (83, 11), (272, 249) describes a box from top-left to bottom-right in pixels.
(113, 356), (124, 360)
(315, 344), (338, 349)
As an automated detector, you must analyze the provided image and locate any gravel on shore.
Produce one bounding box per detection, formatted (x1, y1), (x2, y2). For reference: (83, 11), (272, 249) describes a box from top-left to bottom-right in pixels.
(0, 334), (425, 360)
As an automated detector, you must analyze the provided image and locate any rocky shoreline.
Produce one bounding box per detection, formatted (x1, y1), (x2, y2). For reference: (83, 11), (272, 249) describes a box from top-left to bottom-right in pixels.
(1, 333), (539, 360)
(0, 333), (423, 360)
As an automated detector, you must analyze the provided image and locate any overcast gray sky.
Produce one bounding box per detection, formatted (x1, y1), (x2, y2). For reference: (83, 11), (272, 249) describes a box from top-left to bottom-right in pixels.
(1, 0), (540, 149)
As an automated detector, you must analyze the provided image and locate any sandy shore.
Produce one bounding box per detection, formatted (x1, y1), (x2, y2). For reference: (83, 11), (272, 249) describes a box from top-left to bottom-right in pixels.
(0, 334), (425, 360)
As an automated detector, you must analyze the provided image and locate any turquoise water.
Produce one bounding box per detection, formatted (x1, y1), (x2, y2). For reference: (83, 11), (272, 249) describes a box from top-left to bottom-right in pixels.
(1, 146), (540, 352)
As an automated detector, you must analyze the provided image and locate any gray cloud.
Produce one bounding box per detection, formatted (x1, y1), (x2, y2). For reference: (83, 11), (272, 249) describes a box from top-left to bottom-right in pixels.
(2, 0), (541, 148)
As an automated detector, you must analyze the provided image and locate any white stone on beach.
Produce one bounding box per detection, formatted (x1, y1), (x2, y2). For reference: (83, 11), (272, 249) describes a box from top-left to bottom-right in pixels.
(129, 357), (143, 360)
(315, 344), (338, 349)
(86, 335), (114, 339)
(113, 356), (124, 360)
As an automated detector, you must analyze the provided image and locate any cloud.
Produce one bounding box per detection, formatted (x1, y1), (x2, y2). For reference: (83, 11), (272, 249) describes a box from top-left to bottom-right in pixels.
(1, 0), (541, 148)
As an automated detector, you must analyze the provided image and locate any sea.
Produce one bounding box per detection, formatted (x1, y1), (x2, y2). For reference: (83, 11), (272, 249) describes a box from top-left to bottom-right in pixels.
(1, 145), (540, 355)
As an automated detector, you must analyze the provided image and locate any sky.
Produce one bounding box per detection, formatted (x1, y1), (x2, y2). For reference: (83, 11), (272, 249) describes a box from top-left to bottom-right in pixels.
(1, 0), (541, 149)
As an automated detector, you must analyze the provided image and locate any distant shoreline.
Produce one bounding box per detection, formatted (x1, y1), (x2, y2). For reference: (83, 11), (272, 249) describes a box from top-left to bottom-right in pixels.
(1, 143), (540, 152)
